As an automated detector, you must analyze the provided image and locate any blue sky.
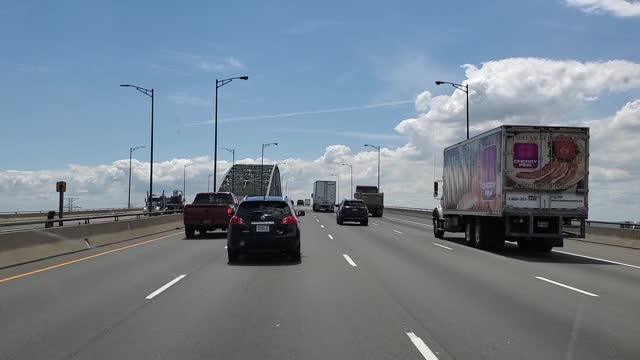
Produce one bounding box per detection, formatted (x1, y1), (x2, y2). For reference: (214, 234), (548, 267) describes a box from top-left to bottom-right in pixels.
(2, 0), (639, 170)
(2, 1), (640, 220)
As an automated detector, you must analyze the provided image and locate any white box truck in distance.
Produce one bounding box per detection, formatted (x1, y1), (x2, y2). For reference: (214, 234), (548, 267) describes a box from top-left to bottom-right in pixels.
(432, 125), (589, 252)
(312, 181), (337, 212)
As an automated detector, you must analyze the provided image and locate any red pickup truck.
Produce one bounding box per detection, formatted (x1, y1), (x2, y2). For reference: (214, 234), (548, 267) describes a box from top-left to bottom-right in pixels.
(183, 192), (238, 238)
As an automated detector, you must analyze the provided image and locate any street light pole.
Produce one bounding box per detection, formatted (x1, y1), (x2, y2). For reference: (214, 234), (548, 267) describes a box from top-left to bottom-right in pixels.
(221, 147), (236, 194)
(364, 144), (381, 190)
(435, 80), (470, 140)
(330, 173), (340, 201)
(128, 145), (145, 208)
(183, 163), (194, 201)
(341, 163), (353, 198)
(120, 85), (155, 211)
(261, 142), (278, 196)
(213, 76), (248, 192)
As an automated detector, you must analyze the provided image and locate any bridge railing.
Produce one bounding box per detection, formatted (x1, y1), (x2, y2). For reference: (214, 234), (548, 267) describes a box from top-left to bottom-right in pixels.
(0, 210), (183, 231)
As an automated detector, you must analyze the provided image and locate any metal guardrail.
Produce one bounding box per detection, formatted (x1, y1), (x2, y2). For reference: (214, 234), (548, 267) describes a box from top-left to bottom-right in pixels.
(0, 207), (143, 216)
(0, 210), (183, 228)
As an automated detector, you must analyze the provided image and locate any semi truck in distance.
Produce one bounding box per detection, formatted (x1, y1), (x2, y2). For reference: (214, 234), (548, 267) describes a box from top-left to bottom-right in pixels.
(432, 125), (589, 252)
(312, 180), (337, 212)
(354, 185), (384, 217)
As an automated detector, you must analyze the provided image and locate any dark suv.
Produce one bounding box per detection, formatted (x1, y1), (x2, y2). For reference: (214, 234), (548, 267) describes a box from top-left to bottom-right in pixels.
(227, 196), (305, 263)
(336, 199), (368, 226)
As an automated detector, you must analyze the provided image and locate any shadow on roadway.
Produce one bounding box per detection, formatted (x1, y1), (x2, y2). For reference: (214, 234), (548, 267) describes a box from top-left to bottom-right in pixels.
(337, 222), (367, 227)
(440, 236), (616, 266)
(228, 252), (302, 267)
(181, 231), (227, 240)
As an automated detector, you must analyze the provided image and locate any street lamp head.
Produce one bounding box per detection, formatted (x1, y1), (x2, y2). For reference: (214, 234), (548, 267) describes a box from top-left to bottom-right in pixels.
(435, 81), (445, 85)
(239, 76), (249, 80)
(120, 84), (132, 87)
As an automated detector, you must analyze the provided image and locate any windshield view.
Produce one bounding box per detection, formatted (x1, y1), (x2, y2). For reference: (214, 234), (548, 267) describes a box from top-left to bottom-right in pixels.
(1, 1), (640, 359)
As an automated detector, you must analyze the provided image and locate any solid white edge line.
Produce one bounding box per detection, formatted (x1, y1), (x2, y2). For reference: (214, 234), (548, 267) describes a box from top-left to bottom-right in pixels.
(433, 243), (452, 250)
(145, 274), (187, 300)
(328, 234), (334, 239)
(552, 249), (640, 270)
(406, 332), (439, 360)
(535, 276), (599, 297)
(342, 254), (357, 267)
(393, 229), (403, 234)
(384, 216), (433, 227)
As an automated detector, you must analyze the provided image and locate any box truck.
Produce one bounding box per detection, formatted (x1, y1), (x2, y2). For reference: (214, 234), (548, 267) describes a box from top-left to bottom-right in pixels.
(354, 185), (384, 217)
(432, 125), (589, 252)
(312, 181), (337, 212)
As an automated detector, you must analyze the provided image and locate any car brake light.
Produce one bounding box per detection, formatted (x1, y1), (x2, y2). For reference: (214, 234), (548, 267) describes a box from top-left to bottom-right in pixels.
(230, 216), (245, 225)
(281, 216), (298, 225)
(227, 207), (233, 215)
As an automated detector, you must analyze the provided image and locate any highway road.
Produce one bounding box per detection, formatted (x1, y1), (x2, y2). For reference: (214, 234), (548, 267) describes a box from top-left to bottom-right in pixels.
(1, 210), (639, 359)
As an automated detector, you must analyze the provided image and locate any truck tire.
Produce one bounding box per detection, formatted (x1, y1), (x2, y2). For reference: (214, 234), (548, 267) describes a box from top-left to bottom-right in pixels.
(432, 211), (445, 239)
(474, 220), (488, 250)
(535, 239), (555, 253)
(517, 239), (533, 251)
(376, 209), (383, 217)
(361, 219), (368, 226)
(464, 220), (475, 247)
(185, 226), (195, 239)
(227, 249), (239, 263)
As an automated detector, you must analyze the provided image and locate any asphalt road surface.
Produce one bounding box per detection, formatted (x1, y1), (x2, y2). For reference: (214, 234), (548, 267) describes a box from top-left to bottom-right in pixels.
(1, 210), (639, 359)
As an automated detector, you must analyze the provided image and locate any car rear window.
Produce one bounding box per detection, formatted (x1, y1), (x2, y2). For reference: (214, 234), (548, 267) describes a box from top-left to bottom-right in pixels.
(192, 193), (235, 204)
(344, 201), (365, 207)
(237, 201), (292, 216)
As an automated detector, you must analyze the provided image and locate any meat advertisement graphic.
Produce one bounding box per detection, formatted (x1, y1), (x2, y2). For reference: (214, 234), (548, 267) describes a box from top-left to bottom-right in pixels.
(506, 132), (587, 191)
(443, 131), (502, 212)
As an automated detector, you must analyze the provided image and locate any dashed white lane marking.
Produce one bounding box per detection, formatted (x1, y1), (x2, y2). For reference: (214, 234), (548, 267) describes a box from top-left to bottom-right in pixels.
(393, 229), (403, 234)
(224, 246), (227, 249)
(145, 275), (187, 300)
(384, 216), (433, 227)
(552, 250), (640, 270)
(406, 332), (439, 360)
(328, 234), (334, 239)
(321, 225), (325, 228)
(342, 254), (357, 267)
(535, 276), (599, 297)
(371, 222), (379, 226)
(316, 219), (319, 222)
(433, 243), (452, 250)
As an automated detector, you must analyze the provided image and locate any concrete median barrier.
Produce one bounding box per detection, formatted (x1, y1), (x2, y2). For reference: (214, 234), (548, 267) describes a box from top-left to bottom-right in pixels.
(0, 214), (183, 268)
(584, 227), (640, 249)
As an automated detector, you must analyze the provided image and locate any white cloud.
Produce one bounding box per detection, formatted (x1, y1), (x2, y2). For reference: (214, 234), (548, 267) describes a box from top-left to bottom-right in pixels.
(396, 58), (640, 153)
(272, 128), (405, 140)
(17, 64), (49, 73)
(168, 92), (211, 107)
(565, 0), (640, 17)
(163, 51), (245, 73)
(5, 56), (640, 222)
(188, 99), (414, 125)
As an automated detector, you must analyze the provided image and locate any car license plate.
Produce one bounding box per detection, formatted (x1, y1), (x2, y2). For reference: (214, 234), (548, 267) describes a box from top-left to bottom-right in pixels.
(538, 221), (548, 228)
(256, 224), (270, 232)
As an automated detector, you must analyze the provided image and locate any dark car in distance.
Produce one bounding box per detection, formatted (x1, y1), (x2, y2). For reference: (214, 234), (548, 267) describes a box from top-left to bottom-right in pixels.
(227, 196), (305, 263)
(336, 199), (368, 226)
(297, 199), (304, 206)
